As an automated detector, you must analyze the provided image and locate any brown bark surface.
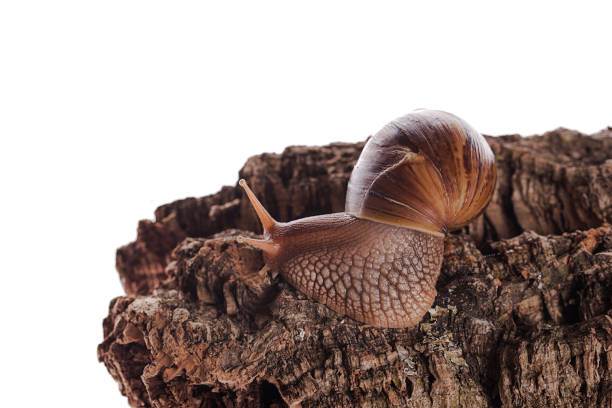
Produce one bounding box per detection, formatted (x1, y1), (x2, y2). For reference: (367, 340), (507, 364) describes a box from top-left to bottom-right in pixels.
(99, 128), (612, 407)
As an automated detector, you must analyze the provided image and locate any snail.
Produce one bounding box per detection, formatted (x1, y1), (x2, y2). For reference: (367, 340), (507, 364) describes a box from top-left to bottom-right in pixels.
(237, 110), (496, 328)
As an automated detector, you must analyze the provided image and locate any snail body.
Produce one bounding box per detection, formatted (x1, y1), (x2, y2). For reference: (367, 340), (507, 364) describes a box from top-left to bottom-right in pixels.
(237, 110), (496, 328)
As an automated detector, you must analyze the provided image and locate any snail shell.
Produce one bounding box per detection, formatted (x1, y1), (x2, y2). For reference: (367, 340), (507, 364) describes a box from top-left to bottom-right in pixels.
(346, 109), (496, 234)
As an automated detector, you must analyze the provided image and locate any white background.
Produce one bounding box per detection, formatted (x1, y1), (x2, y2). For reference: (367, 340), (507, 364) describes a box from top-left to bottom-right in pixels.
(1, 1), (610, 406)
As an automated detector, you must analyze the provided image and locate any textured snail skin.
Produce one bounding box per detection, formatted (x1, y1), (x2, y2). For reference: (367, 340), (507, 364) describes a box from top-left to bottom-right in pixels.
(237, 110), (496, 328)
(266, 213), (443, 328)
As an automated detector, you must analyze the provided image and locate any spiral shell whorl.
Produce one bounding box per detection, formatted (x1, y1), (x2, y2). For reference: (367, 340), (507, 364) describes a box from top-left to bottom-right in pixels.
(345, 110), (496, 234)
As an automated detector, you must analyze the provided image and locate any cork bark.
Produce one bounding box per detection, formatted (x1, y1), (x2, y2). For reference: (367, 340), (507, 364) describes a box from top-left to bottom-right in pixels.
(99, 128), (612, 407)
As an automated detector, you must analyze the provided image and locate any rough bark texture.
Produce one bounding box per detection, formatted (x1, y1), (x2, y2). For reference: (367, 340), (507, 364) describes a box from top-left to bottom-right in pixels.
(100, 127), (612, 407)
